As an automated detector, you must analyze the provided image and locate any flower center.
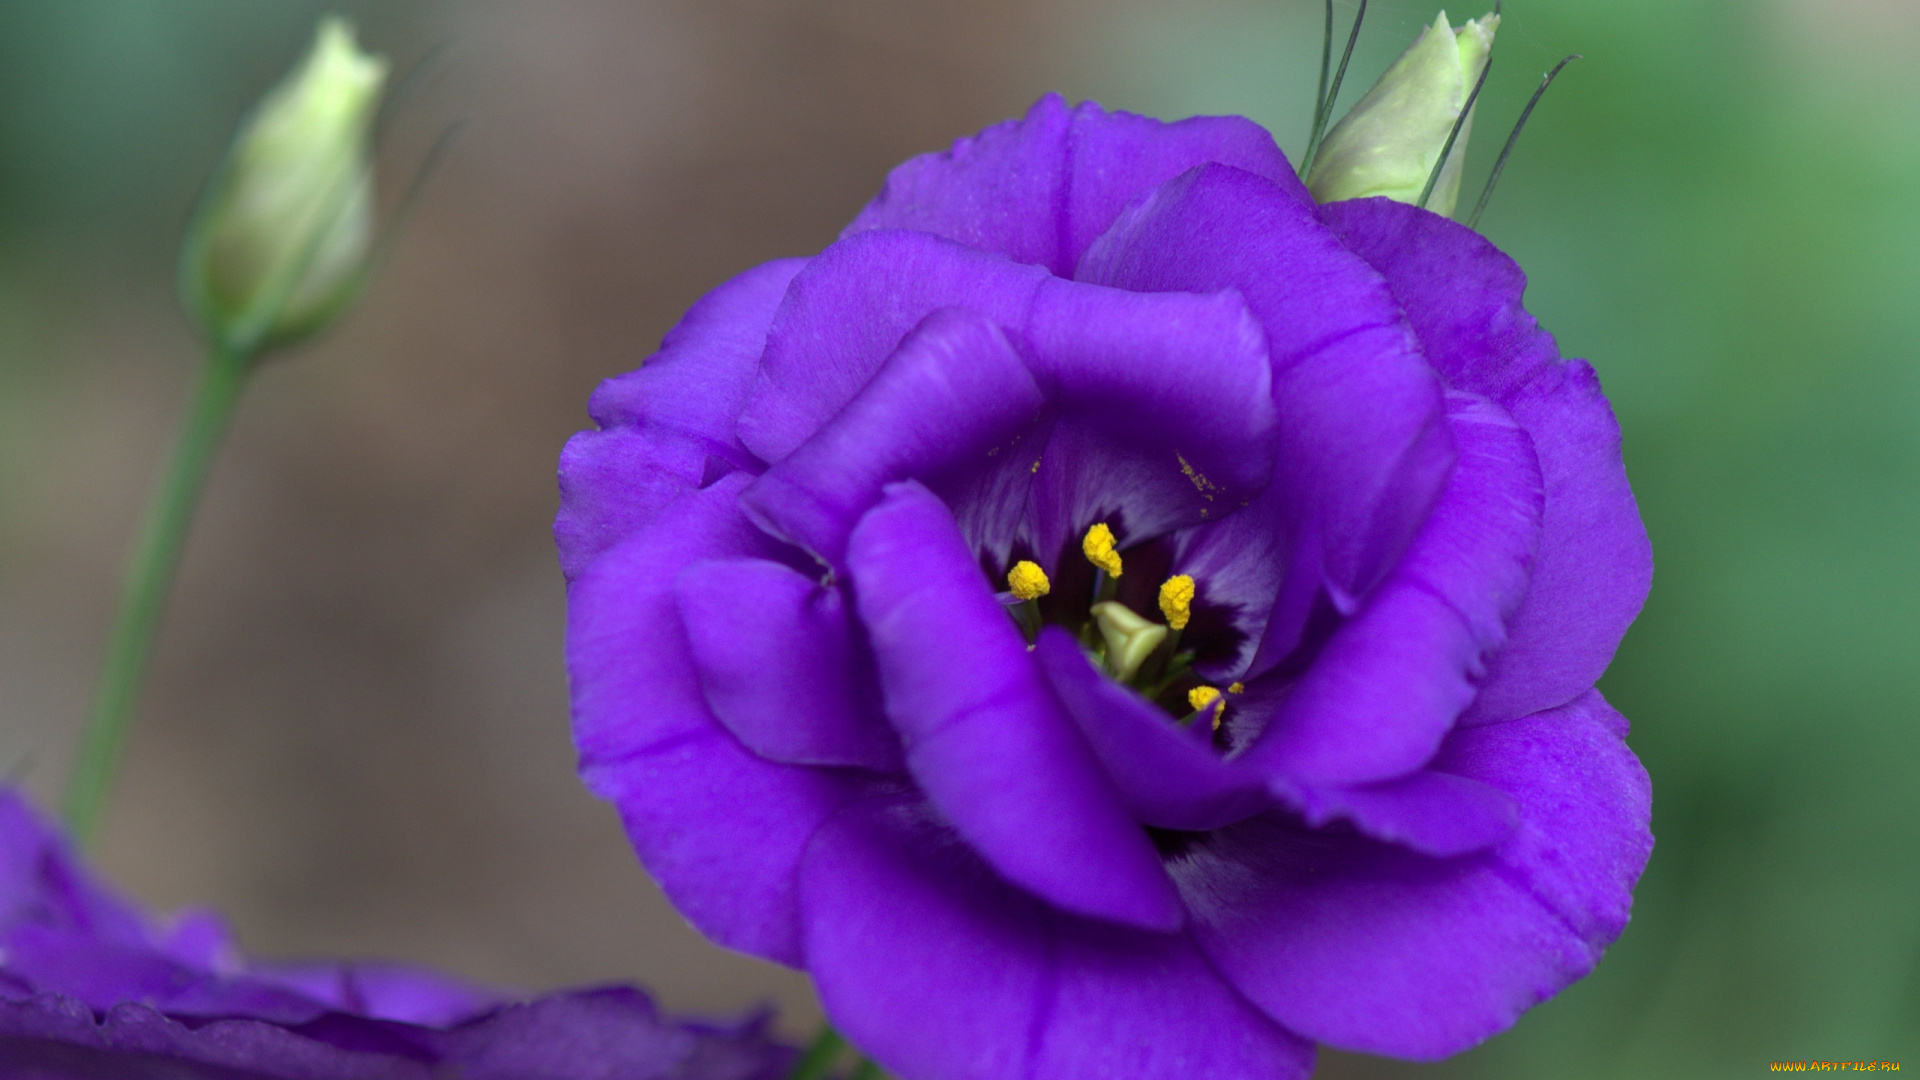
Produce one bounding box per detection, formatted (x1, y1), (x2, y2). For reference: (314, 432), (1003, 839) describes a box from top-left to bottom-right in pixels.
(996, 522), (1232, 731)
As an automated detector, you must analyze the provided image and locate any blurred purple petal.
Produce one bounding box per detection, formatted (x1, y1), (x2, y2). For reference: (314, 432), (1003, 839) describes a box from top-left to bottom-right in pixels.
(0, 791), (796, 1079)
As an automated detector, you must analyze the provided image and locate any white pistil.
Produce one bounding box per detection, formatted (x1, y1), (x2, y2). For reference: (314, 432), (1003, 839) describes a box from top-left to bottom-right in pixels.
(1091, 601), (1168, 683)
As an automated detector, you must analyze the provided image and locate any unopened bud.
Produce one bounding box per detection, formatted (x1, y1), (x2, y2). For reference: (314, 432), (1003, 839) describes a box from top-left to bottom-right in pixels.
(182, 16), (388, 351)
(1307, 10), (1498, 217)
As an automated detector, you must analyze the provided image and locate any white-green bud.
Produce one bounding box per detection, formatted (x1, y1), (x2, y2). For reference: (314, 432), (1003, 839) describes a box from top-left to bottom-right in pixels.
(1307, 10), (1498, 217)
(182, 16), (388, 351)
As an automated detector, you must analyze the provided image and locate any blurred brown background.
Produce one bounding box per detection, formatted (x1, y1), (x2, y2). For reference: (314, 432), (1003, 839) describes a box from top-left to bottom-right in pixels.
(0, 0), (1129, 1033)
(5, 1), (1919, 1076)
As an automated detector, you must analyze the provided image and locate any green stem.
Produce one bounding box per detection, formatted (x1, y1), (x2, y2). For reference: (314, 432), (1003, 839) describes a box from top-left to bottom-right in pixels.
(848, 1058), (889, 1080)
(784, 1026), (847, 1080)
(63, 342), (252, 845)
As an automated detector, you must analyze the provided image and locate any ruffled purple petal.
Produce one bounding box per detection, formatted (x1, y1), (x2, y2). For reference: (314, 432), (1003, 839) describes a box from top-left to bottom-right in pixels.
(0, 795), (149, 952)
(1244, 391), (1542, 785)
(737, 234), (1281, 576)
(1034, 630), (1271, 832)
(556, 258), (806, 579)
(1178, 690), (1651, 1059)
(568, 477), (875, 965)
(844, 94), (1304, 278)
(845, 483), (1182, 931)
(1270, 770), (1518, 859)
(1020, 279), (1277, 561)
(737, 232), (1050, 464)
(741, 307), (1046, 570)
(1463, 360), (1651, 724)
(676, 558), (901, 772)
(800, 797), (1314, 1080)
(1318, 199), (1558, 400)
(1078, 163), (1454, 613)
(1317, 200), (1652, 725)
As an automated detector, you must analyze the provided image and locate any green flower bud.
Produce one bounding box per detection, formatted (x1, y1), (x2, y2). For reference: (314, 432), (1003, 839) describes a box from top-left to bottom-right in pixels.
(181, 16), (388, 352)
(1306, 10), (1498, 217)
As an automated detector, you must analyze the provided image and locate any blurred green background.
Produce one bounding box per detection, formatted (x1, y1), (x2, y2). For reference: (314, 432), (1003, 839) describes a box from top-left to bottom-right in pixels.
(1, 1), (1914, 1076)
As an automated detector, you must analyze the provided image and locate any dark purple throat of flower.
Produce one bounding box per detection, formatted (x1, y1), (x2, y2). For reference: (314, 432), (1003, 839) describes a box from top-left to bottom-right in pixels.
(996, 520), (1237, 732)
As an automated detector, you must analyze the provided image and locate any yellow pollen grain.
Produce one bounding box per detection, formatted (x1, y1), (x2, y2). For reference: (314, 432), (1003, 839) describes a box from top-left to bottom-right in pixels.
(1158, 575), (1195, 631)
(1007, 560), (1051, 601)
(1188, 685), (1222, 713)
(1082, 523), (1123, 577)
(1228, 682), (1245, 694)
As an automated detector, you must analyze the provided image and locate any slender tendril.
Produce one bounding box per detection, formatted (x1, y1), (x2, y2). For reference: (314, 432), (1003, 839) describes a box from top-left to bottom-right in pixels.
(366, 119), (466, 278)
(1306, 0), (1333, 167)
(1298, 0), (1368, 180)
(784, 1026), (848, 1080)
(63, 342), (251, 844)
(1417, 52), (1494, 211)
(1467, 54), (1581, 230)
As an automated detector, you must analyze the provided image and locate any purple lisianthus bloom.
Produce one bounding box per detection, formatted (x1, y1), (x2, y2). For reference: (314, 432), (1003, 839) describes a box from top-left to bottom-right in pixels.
(0, 790), (793, 1079)
(558, 94), (1652, 1078)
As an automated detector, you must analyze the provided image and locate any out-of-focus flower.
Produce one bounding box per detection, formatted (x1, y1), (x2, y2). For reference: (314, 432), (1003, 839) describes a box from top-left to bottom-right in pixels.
(557, 93), (1651, 1078)
(180, 16), (386, 352)
(0, 790), (794, 1080)
(1308, 10), (1499, 215)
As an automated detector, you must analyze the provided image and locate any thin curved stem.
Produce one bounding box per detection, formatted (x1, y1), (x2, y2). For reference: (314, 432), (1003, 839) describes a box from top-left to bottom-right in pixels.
(1417, 53), (1494, 211)
(1467, 54), (1581, 230)
(63, 342), (251, 845)
(1298, 0), (1368, 181)
(1306, 0), (1333, 167)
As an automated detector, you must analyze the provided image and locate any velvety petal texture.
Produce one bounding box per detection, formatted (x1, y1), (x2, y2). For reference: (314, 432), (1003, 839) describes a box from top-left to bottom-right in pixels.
(559, 96), (1652, 1079)
(0, 790), (795, 1080)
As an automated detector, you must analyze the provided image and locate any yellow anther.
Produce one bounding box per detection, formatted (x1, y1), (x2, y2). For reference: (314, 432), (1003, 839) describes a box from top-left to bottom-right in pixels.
(1188, 685), (1222, 713)
(1158, 575), (1195, 631)
(1083, 523), (1123, 577)
(1228, 681), (1245, 694)
(1007, 561), (1051, 601)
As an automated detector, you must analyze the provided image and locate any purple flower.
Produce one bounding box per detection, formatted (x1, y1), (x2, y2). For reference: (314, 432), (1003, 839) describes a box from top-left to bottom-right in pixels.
(558, 94), (1653, 1079)
(0, 790), (794, 1079)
